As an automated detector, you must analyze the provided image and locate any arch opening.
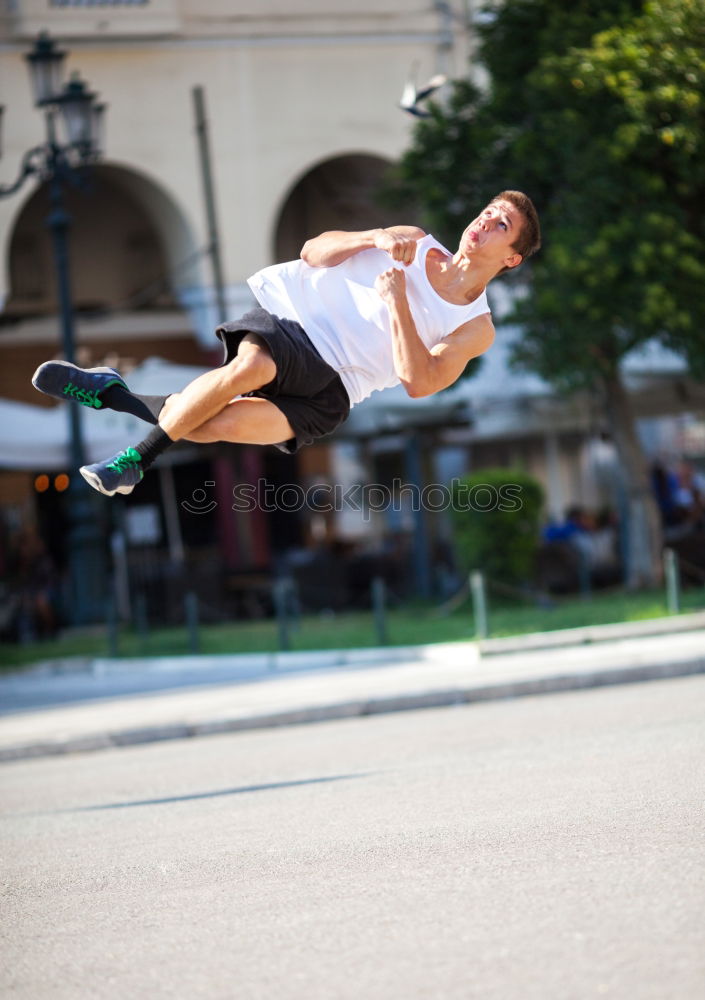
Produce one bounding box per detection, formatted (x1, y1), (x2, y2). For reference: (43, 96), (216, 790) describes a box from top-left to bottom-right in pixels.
(3, 163), (201, 322)
(273, 153), (401, 264)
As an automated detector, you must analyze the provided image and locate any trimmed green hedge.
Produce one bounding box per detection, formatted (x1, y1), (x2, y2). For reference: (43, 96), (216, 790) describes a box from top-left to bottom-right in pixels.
(451, 468), (544, 585)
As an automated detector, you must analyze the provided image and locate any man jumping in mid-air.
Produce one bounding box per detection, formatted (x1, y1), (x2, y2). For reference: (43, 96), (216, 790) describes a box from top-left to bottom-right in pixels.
(32, 190), (540, 496)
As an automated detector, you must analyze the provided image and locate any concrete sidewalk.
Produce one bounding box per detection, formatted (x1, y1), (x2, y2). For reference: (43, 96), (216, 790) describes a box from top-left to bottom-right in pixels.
(1, 613), (704, 762)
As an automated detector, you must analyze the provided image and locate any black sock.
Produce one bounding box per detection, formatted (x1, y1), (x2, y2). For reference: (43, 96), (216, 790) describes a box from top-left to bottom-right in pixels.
(134, 426), (173, 471)
(101, 386), (169, 425)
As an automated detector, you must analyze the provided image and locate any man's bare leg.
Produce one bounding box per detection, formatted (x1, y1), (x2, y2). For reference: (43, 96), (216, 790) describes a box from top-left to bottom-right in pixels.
(159, 334), (277, 441)
(79, 334), (281, 497)
(183, 396), (295, 445)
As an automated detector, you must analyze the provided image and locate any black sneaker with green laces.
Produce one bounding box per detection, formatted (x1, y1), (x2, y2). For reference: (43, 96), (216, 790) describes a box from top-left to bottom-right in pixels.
(32, 361), (128, 409)
(80, 448), (144, 496)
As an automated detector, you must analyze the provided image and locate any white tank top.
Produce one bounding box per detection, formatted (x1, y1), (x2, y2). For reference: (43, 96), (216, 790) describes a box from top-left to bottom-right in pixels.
(247, 234), (491, 407)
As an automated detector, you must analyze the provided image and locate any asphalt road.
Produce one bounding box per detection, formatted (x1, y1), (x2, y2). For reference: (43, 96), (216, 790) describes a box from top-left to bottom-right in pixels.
(2, 676), (704, 1000)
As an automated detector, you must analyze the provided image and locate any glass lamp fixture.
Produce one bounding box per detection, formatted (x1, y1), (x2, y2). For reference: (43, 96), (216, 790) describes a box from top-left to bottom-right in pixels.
(25, 32), (66, 106)
(57, 73), (97, 149)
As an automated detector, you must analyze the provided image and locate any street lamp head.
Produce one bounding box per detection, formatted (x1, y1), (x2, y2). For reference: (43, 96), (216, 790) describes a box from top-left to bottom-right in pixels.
(25, 31), (66, 106)
(57, 72), (98, 152)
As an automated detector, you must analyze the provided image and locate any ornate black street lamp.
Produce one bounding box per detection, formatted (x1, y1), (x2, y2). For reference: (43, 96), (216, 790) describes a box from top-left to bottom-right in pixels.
(1, 32), (107, 625)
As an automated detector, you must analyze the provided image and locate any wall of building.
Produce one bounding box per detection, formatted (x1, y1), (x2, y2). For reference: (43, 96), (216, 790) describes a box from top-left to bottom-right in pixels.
(1, 2), (471, 330)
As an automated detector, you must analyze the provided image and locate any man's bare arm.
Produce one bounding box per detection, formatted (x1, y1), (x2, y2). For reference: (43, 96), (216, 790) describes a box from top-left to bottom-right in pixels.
(300, 226), (426, 268)
(375, 267), (495, 398)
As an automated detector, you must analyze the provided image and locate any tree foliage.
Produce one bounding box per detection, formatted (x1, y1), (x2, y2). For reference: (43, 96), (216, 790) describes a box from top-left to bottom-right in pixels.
(387, 0), (705, 387)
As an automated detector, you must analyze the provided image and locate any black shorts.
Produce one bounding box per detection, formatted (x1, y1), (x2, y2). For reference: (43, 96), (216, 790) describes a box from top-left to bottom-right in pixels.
(215, 307), (350, 454)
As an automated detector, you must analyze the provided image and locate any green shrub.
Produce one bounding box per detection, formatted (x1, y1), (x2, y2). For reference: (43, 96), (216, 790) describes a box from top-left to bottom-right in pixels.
(451, 468), (544, 585)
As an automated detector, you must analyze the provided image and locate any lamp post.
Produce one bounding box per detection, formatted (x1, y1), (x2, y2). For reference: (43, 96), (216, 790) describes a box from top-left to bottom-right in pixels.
(1, 32), (107, 625)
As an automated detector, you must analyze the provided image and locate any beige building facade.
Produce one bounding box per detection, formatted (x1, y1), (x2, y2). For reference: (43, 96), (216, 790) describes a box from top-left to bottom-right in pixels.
(1, 0), (473, 370)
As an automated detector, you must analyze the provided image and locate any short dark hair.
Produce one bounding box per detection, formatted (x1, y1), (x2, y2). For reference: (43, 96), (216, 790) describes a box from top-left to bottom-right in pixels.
(491, 189), (541, 267)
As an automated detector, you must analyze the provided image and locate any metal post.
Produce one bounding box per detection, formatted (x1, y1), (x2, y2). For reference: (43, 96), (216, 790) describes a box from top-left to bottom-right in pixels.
(192, 85), (228, 325)
(372, 576), (388, 646)
(110, 524), (131, 622)
(134, 592), (149, 650)
(47, 165), (106, 625)
(470, 570), (488, 639)
(1, 35), (108, 628)
(185, 590), (200, 653)
(404, 433), (432, 599)
(106, 590), (119, 658)
(273, 578), (290, 652)
(577, 546), (591, 600)
(664, 548), (680, 615)
(287, 577), (301, 635)
(159, 464), (185, 564)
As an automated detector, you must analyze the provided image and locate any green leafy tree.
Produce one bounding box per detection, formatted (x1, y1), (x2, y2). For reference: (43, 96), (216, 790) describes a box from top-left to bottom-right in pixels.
(388, 0), (705, 587)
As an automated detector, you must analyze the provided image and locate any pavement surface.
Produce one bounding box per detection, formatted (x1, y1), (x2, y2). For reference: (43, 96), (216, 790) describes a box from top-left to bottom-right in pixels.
(1, 612), (704, 762)
(3, 676), (704, 999)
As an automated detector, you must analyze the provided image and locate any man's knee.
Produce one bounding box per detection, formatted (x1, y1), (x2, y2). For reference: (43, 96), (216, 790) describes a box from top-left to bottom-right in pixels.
(228, 334), (276, 388)
(160, 392), (179, 421)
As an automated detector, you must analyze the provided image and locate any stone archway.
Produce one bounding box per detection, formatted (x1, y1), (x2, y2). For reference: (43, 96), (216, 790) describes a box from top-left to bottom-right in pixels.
(4, 162), (200, 319)
(273, 153), (401, 264)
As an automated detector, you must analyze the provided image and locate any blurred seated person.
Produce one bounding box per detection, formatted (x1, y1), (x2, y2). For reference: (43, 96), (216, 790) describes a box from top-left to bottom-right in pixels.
(589, 508), (622, 586)
(653, 459), (705, 541)
(674, 460), (705, 530)
(542, 505), (588, 544)
(651, 461), (681, 530)
(540, 505), (621, 589)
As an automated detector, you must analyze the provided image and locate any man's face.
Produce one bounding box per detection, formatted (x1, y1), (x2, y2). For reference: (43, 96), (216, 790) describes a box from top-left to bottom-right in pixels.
(459, 199), (524, 271)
